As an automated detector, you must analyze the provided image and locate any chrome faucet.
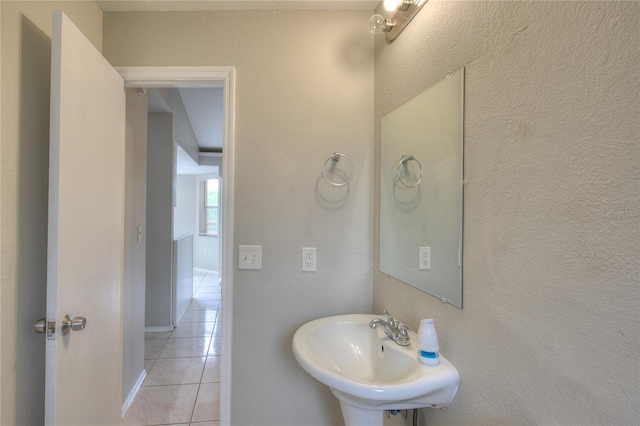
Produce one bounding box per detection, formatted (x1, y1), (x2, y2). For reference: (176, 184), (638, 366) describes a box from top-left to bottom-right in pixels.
(369, 311), (411, 346)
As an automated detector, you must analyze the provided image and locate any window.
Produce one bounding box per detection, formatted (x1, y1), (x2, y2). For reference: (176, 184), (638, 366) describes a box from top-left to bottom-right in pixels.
(200, 178), (219, 236)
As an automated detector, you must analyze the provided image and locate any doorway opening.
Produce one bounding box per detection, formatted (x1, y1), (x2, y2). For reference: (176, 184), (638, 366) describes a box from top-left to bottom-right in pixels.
(118, 67), (235, 426)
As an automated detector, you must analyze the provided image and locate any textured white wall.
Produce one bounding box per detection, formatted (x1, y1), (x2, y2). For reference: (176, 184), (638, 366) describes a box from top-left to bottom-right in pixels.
(174, 174), (197, 238)
(146, 113), (174, 328)
(167, 89), (201, 164)
(103, 10), (374, 425)
(173, 233), (194, 325)
(123, 88), (148, 405)
(374, 2), (640, 425)
(0, 2), (102, 424)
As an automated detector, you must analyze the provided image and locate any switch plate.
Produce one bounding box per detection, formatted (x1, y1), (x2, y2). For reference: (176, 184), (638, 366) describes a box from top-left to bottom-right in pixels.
(137, 226), (143, 243)
(239, 245), (262, 270)
(419, 247), (431, 270)
(302, 247), (316, 272)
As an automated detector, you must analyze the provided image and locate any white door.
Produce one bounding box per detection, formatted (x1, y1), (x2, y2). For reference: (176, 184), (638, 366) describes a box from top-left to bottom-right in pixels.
(46, 11), (125, 425)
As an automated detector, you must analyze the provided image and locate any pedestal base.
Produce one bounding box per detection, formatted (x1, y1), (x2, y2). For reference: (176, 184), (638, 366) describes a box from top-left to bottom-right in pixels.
(339, 400), (384, 426)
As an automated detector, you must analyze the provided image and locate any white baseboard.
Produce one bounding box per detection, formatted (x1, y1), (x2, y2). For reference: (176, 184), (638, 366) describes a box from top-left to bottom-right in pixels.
(122, 369), (147, 419)
(194, 268), (219, 276)
(144, 326), (174, 333)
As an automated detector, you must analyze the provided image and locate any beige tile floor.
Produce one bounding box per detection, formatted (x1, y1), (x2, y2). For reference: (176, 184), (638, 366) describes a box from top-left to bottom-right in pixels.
(122, 271), (222, 426)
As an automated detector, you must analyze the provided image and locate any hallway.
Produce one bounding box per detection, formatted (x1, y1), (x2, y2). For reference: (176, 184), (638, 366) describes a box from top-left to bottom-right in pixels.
(122, 271), (221, 425)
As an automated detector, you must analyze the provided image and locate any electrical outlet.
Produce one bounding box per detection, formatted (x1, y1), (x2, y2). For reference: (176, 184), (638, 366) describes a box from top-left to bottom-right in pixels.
(419, 247), (431, 270)
(239, 245), (262, 270)
(302, 247), (316, 272)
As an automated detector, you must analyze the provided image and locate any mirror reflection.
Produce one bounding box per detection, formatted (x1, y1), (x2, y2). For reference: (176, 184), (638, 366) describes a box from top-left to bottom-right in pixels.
(380, 67), (464, 307)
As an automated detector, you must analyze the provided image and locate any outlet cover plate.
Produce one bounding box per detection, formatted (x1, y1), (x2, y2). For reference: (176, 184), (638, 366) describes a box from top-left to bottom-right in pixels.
(419, 246), (431, 270)
(302, 247), (316, 272)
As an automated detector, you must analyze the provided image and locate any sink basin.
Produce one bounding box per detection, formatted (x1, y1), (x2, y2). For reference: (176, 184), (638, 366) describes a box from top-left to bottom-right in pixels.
(292, 314), (459, 426)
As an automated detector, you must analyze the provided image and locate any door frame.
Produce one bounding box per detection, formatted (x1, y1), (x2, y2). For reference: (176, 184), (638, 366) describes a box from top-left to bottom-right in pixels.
(116, 66), (235, 425)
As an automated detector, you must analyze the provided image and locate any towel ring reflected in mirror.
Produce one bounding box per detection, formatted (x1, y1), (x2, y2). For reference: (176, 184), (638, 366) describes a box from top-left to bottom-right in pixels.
(396, 155), (423, 188)
(322, 152), (355, 187)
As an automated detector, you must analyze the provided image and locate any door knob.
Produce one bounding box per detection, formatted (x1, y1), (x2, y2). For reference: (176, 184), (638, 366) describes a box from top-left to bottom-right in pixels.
(34, 318), (47, 333)
(60, 315), (87, 335)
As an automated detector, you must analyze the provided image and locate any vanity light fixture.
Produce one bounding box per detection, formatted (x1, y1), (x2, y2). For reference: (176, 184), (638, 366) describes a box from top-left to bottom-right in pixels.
(384, 0), (412, 12)
(368, 14), (395, 35)
(369, 0), (428, 42)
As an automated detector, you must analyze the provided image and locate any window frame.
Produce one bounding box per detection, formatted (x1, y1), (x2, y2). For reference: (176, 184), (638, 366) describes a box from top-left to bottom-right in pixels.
(199, 178), (219, 236)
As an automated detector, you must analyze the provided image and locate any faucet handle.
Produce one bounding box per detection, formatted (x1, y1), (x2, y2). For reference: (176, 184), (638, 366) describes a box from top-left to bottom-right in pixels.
(397, 324), (411, 345)
(383, 310), (396, 328)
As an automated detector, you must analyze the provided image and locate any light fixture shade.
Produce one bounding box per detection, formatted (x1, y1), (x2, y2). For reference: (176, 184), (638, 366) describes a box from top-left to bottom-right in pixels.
(385, 0), (413, 12)
(384, 0), (401, 11)
(368, 14), (392, 35)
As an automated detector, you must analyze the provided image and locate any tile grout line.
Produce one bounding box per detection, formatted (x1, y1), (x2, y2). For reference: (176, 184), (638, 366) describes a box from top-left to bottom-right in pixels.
(133, 271), (221, 425)
(190, 383), (202, 424)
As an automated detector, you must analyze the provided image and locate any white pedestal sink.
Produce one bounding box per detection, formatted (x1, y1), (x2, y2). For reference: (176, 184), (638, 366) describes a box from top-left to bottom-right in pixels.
(292, 314), (460, 426)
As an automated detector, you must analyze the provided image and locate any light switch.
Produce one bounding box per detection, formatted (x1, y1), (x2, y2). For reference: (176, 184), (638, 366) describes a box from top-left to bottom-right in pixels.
(239, 245), (262, 270)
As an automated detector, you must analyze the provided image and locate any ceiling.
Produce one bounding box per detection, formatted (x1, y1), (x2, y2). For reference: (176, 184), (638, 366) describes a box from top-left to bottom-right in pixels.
(97, 0), (378, 12)
(147, 87), (222, 174)
(147, 87), (223, 151)
(179, 88), (224, 152)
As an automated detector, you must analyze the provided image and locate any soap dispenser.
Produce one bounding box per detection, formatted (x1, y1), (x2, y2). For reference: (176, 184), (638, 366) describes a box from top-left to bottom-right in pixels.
(417, 319), (440, 366)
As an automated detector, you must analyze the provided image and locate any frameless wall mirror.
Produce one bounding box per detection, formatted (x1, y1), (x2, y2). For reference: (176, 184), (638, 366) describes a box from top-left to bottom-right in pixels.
(380, 67), (464, 308)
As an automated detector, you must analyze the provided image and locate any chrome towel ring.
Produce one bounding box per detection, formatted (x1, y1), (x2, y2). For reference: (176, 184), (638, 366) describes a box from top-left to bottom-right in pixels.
(322, 152), (355, 187)
(397, 155), (423, 188)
